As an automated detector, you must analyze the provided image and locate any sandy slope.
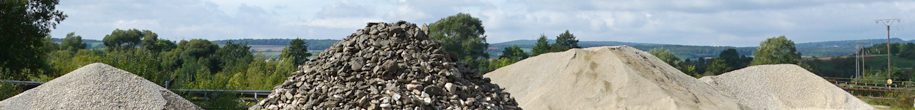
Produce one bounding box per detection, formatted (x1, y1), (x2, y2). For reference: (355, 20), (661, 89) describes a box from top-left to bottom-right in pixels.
(484, 46), (742, 110)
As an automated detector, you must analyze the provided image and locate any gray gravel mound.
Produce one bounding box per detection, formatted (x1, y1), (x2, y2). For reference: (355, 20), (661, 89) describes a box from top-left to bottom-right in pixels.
(700, 64), (874, 110)
(0, 63), (201, 110)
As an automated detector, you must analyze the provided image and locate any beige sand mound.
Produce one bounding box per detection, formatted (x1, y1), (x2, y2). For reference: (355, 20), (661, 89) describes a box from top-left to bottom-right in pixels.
(484, 46), (742, 110)
(700, 64), (874, 110)
(0, 63), (201, 110)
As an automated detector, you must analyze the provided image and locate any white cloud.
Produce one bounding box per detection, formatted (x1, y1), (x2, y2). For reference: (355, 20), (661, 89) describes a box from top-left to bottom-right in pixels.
(50, 0), (915, 46)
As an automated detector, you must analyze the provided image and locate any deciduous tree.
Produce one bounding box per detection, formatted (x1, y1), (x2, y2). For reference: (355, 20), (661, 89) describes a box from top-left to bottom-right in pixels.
(750, 36), (800, 66)
(0, 0), (67, 79)
(60, 32), (87, 52)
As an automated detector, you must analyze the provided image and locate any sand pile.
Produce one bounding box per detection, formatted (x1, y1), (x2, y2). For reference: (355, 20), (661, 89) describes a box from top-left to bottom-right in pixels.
(249, 21), (519, 109)
(0, 63), (201, 110)
(484, 46), (742, 110)
(699, 64), (874, 110)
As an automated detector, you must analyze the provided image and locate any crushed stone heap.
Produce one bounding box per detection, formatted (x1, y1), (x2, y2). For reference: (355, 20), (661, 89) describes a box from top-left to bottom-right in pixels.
(699, 64), (874, 110)
(250, 21), (520, 110)
(483, 46), (742, 110)
(0, 63), (202, 110)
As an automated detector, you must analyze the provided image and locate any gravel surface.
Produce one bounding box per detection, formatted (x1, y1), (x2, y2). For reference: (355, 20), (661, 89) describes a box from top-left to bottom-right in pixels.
(0, 63), (201, 110)
(249, 21), (519, 110)
(484, 46), (742, 110)
(700, 64), (874, 110)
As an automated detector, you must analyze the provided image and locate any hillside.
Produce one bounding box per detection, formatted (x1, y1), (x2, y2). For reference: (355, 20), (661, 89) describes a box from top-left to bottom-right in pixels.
(61, 38), (910, 59)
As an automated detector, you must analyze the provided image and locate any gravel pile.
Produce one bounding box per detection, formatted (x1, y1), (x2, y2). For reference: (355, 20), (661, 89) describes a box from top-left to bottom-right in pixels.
(483, 46), (742, 110)
(0, 63), (201, 110)
(249, 21), (519, 110)
(700, 64), (874, 110)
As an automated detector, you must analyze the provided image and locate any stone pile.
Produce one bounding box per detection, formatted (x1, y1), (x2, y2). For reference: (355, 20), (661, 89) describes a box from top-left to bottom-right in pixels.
(250, 21), (520, 110)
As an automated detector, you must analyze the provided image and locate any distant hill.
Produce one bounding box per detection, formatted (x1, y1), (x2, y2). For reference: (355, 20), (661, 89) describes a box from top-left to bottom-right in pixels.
(488, 38), (909, 59)
(489, 39), (662, 48)
(212, 38), (339, 50)
(60, 37), (910, 59)
(51, 38), (104, 49)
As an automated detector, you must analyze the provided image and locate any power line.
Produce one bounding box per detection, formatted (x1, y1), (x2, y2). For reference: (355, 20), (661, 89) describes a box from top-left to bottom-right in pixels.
(876, 18), (900, 84)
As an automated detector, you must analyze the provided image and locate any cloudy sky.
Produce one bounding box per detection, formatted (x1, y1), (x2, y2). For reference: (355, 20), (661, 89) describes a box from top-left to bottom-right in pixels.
(51, 0), (915, 46)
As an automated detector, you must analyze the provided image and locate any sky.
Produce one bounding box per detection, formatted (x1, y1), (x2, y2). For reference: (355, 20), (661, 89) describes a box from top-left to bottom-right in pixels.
(50, 0), (915, 46)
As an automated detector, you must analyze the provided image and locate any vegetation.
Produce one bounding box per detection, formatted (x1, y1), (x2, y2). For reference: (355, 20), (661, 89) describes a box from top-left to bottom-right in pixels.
(0, 0), (67, 80)
(428, 13), (491, 74)
(530, 31), (582, 56)
(751, 36), (801, 66)
(280, 39), (311, 66)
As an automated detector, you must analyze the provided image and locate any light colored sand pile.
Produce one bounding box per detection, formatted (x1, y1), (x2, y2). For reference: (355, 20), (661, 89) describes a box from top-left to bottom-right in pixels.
(0, 63), (201, 110)
(484, 46), (743, 110)
(699, 64), (874, 110)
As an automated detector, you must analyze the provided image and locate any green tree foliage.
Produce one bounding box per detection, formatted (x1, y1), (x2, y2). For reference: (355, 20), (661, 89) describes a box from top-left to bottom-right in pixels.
(179, 39), (219, 59)
(428, 13), (491, 74)
(228, 54), (296, 90)
(140, 30), (158, 50)
(280, 39), (310, 66)
(215, 41), (253, 72)
(704, 58), (732, 76)
(60, 32), (87, 52)
(718, 48), (752, 69)
(478, 57), (521, 74)
(531, 34), (551, 56)
(500, 45), (529, 60)
(45, 49), (102, 81)
(0, 82), (24, 101)
(750, 36), (801, 66)
(103, 29), (142, 51)
(650, 48), (681, 68)
(0, 0), (67, 79)
(551, 30), (580, 52)
(428, 13), (489, 60)
(680, 65), (700, 77)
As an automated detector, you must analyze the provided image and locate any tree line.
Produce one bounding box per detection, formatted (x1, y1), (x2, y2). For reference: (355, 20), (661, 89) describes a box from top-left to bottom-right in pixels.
(651, 36), (807, 77)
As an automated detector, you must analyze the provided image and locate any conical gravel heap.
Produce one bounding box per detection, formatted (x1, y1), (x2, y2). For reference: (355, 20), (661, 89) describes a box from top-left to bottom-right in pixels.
(0, 63), (201, 110)
(250, 21), (520, 110)
(699, 64), (874, 110)
(483, 46), (743, 110)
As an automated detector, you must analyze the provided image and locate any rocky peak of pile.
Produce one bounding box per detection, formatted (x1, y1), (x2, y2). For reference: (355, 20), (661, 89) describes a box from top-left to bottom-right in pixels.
(250, 21), (520, 110)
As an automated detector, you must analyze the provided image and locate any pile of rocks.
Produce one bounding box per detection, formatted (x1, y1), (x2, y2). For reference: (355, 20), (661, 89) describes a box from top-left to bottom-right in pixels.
(250, 21), (520, 110)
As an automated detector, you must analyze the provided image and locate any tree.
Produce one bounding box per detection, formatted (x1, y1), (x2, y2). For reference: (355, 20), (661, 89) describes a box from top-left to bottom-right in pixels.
(281, 38), (310, 66)
(718, 48), (741, 69)
(551, 30), (579, 52)
(60, 32), (87, 52)
(215, 41), (253, 72)
(650, 48), (681, 68)
(531, 34), (551, 56)
(140, 30), (160, 51)
(428, 13), (489, 60)
(179, 39), (219, 59)
(500, 45), (529, 60)
(750, 36), (800, 66)
(0, 0), (67, 79)
(103, 29), (142, 51)
(704, 58), (732, 76)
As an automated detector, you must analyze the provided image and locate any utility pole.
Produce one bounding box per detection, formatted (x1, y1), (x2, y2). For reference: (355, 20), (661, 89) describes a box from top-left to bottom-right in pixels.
(876, 18), (900, 84)
(851, 42), (869, 78)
